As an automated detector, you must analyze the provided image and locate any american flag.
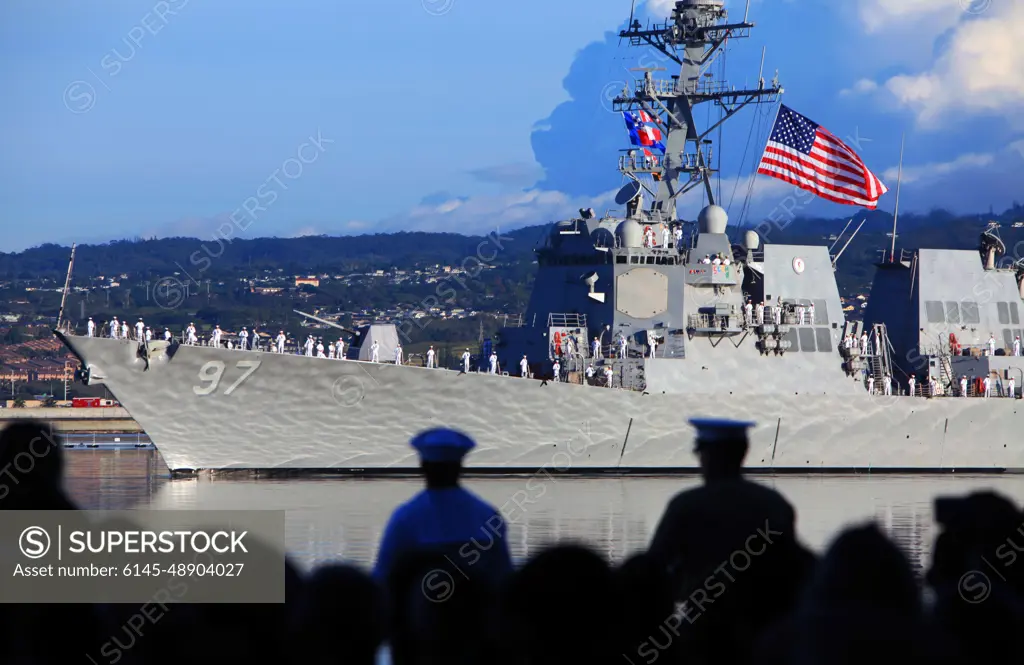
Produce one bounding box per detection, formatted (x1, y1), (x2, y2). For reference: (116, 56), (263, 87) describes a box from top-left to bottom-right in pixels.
(757, 105), (888, 209)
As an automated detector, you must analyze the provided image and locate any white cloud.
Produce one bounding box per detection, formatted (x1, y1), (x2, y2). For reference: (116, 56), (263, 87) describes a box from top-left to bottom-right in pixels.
(857, 0), (960, 33)
(839, 78), (879, 97)
(881, 152), (995, 185)
(881, 2), (1024, 126)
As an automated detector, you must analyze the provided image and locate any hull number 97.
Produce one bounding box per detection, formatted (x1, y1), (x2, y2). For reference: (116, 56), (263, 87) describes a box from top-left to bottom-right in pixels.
(192, 360), (262, 396)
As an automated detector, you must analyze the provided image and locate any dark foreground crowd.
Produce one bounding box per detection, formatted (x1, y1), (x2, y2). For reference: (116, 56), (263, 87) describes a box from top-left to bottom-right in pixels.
(1, 419), (1024, 665)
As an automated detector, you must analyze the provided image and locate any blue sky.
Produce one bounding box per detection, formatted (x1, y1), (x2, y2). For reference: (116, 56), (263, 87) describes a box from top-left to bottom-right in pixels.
(1, 0), (1022, 251)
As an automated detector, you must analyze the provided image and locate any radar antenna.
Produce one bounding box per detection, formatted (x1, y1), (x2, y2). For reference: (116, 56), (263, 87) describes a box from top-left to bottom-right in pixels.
(615, 0), (782, 223)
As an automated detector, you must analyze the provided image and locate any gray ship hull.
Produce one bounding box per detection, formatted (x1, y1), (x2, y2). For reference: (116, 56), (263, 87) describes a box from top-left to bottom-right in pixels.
(58, 334), (1024, 473)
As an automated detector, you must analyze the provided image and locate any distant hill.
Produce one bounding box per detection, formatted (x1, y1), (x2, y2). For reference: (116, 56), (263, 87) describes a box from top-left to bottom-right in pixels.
(1, 205), (1021, 296)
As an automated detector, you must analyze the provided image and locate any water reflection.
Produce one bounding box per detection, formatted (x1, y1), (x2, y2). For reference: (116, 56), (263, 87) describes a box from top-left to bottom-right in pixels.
(63, 451), (1024, 573)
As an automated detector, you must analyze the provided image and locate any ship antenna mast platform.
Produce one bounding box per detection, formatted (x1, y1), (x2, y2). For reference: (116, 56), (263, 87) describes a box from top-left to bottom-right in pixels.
(615, 0), (782, 222)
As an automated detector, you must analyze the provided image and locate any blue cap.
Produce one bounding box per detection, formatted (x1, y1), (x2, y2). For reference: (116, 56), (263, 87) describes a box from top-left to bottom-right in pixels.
(689, 418), (755, 449)
(410, 428), (476, 463)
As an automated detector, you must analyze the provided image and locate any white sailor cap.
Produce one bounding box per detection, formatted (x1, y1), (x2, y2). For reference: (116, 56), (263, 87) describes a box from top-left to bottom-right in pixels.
(689, 418), (755, 449)
(411, 428), (475, 463)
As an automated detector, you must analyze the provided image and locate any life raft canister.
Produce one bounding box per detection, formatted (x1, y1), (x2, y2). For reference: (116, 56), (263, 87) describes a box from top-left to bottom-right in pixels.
(949, 333), (961, 356)
(553, 331), (563, 356)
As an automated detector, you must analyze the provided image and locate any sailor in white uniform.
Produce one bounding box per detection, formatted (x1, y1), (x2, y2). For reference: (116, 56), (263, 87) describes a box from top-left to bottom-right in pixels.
(1009, 377), (1016, 398)
(883, 374), (892, 396)
(370, 340), (380, 363)
(673, 225), (683, 251)
(649, 336), (658, 358)
(86, 318), (95, 337)
(239, 327), (249, 349)
(808, 302), (815, 324)
(867, 375), (874, 395)
(860, 332), (869, 356)
(987, 334), (997, 356)
(120, 321), (129, 339)
(336, 339), (345, 359)
(394, 344), (403, 365)
(929, 377), (937, 397)
(908, 375), (916, 396)
(251, 327), (260, 351)
(552, 360), (560, 382)
(462, 349), (471, 372)
(488, 352), (497, 374)
(316, 339), (325, 358)
(163, 328), (171, 342)
(772, 305), (781, 325)
(604, 366), (614, 387)
(983, 375), (992, 397)
(619, 334), (628, 359)
(186, 323), (197, 345)
(592, 337), (601, 359)
(275, 331), (286, 354)
(1014, 336), (1021, 356)
(135, 318), (145, 341)
(427, 346), (435, 368)
(328, 342), (336, 359)
(744, 301), (753, 327)
(960, 375), (968, 397)
(662, 226), (670, 248)
(212, 325), (223, 348)
(585, 365), (595, 381)
(519, 355), (528, 377)
(226, 339), (234, 350)
(755, 301), (764, 325)
(144, 328), (152, 341)
(109, 318), (118, 338)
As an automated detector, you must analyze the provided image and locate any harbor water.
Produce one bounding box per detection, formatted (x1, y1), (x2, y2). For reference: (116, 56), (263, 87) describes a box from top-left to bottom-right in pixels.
(65, 449), (1024, 573)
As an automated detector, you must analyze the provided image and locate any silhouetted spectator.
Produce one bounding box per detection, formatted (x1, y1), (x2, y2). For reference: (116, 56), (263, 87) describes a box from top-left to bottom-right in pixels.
(501, 544), (622, 665)
(647, 418), (815, 664)
(926, 492), (1024, 664)
(615, 552), (682, 664)
(373, 429), (513, 590)
(290, 564), (384, 665)
(777, 523), (930, 664)
(0, 420), (76, 510)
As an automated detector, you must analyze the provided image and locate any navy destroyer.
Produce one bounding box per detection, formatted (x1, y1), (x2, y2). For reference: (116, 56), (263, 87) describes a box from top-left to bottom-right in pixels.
(54, 0), (1023, 473)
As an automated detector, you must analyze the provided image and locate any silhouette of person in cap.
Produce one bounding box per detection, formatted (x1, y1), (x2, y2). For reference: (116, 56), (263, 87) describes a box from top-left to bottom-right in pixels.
(373, 428), (513, 588)
(646, 418), (815, 664)
(0, 420), (77, 510)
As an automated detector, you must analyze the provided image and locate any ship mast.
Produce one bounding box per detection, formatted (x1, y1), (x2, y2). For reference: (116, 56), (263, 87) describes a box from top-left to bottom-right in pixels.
(615, 0), (782, 222)
(56, 243), (76, 333)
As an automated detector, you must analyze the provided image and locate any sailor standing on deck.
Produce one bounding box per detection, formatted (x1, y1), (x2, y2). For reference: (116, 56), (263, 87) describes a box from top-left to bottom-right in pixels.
(86, 318), (95, 337)
(884, 374), (892, 395)
(251, 327), (260, 351)
(145, 328), (152, 342)
(239, 327), (249, 350)
(303, 335), (313, 357)
(984, 375), (992, 397)
(519, 355), (528, 377)
(164, 328), (171, 342)
(755, 301), (764, 325)
(908, 375), (916, 396)
(426, 346), (435, 368)
(867, 375), (874, 395)
(275, 331), (286, 354)
(371, 428), (513, 593)
(552, 360), (560, 382)
(1009, 377), (1016, 398)
(649, 336), (658, 358)
(370, 340), (380, 363)
(662, 226), (670, 248)
(121, 321), (129, 339)
(744, 301), (753, 327)
(604, 366), (614, 387)
(109, 317), (118, 339)
(1014, 336), (1021, 356)
(772, 305), (781, 325)
(336, 339), (345, 359)
(565, 335), (576, 357)
(135, 318), (145, 341)
(988, 334), (997, 356)
(860, 332), (869, 356)
(186, 323), (197, 345)
(394, 344), (403, 365)
(328, 342), (336, 359)
(592, 337), (601, 359)
(212, 325), (223, 348)
(316, 339), (326, 358)
(960, 375), (968, 397)
(808, 302), (815, 325)
(586, 365), (595, 382)
(674, 225), (683, 251)
(461, 348), (471, 372)
(929, 377), (937, 397)
(619, 334), (628, 359)
(489, 352), (497, 375)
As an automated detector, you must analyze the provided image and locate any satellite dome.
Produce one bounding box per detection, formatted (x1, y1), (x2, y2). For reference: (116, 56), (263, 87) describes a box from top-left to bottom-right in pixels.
(698, 205), (728, 234)
(744, 230), (760, 250)
(615, 218), (643, 248)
